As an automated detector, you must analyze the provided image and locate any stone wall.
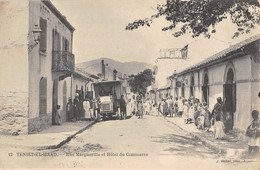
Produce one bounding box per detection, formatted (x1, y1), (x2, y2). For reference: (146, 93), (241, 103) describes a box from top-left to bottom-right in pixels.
(0, 92), (28, 135)
(28, 113), (52, 134)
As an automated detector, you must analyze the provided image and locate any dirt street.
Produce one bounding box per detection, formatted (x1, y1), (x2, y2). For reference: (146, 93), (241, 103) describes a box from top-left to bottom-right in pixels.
(1, 115), (259, 169)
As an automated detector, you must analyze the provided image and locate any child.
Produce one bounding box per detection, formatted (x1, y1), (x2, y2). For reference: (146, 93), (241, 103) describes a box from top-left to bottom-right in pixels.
(246, 110), (260, 156)
(214, 115), (225, 139)
(55, 105), (62, 125)
(197, 103), (205, 130)
(188, 103), (195, 124)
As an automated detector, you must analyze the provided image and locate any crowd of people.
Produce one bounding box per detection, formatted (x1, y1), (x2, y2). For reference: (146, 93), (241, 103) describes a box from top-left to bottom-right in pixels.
(56, 92), (260, 156)
(130, 94), (153, 119)
(157, 96), (231, 139)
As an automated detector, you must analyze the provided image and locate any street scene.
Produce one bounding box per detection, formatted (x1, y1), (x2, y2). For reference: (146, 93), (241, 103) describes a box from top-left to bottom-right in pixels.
(0, 0), (260, 169)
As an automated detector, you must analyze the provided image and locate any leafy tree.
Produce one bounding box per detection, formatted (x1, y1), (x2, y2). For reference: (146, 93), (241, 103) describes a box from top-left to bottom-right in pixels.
(128, 69), (154, 95)
(126, 0), (260, 38)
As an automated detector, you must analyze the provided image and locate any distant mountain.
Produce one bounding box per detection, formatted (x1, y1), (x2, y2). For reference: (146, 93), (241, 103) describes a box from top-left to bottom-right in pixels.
(76, 58), (153, 75)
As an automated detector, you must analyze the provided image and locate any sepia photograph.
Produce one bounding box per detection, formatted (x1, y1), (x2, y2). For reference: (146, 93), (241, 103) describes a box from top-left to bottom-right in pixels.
(0, 0), (259, 169)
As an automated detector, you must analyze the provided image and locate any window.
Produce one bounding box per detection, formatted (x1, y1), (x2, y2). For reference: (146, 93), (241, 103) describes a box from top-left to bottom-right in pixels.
(62, 37), (69, 51)
(52, 29), (61, 51)
(40, 18), (47, 52)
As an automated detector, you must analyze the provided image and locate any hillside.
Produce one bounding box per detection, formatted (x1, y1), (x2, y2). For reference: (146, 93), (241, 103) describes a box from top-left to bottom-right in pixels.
(76, 58), (153, 75)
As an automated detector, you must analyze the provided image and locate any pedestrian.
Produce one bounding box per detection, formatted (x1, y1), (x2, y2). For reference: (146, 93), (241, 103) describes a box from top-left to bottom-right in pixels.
(144, 99), (150, 115)
(246, 110), (260, 156)
(167, 96), (174, 117)
(137, 95), (143, 119)
(203, 102), (211, 131)
(214, 115), (225, 139)
(158, 99), (162, 116)
(131, 95), (137, 115)
(177, 97), (183, 116)
(66, 98), (73, 122)
(212, 97), (225, 125)
(197, 103), (205, 130)
(188, 103), (195, 124)
(119, 95), (126, 119)
(174, 97), (178, 116)
(182, 100), (189, 124)
(55, 105), (62, 125)
(163, 99), (168, 116)
(73, 93), (80, 121)
(194, 102), (202, 127)
(149, 99), (153, 114)
(83, 99), (91, 119)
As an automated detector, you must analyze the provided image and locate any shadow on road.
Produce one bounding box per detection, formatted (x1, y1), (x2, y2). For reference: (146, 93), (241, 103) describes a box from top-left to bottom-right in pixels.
(151, 133), (220, 159)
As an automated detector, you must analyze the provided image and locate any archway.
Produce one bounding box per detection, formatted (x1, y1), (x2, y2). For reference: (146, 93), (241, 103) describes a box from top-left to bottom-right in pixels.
(224, 66), (236, 131)
(202, 72), (209, 105)
(190, 76), (195, 97)
(63, 81), (67, 122)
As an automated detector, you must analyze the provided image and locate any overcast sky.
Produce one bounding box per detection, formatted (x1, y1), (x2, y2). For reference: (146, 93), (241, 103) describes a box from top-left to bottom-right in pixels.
(52, 0), (259, 64)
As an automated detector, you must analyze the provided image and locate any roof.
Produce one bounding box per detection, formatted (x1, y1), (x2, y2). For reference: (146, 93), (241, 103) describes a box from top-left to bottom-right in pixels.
(74, 68), (94, 81)
(157, 85), (171, 91)
(178, 34), (260, 75)
(92, 80), (122, 85)
(42, 0), (75, 32)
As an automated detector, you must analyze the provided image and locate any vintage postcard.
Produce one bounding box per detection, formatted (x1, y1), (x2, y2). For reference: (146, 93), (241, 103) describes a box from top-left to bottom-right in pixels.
(0, 0), (259, 169)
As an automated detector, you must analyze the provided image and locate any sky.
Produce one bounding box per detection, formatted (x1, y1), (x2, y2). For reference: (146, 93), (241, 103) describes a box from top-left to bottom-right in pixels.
(51, 0), (259, 64)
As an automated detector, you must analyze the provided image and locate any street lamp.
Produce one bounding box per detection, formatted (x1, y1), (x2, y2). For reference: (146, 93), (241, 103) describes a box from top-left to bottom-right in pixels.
(32, 24), (41, 44)
(28, 24), (41, 52)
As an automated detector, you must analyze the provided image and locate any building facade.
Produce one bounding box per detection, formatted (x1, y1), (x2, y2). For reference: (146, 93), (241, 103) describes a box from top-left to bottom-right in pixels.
(0, 0), (94, 135)
(150, 47), (188, 105)
(172, 35), (260, 137)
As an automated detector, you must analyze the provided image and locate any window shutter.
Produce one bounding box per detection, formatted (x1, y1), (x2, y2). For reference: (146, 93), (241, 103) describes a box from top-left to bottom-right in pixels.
(62, 36), (65, 51)
(40, 18), (47, 52)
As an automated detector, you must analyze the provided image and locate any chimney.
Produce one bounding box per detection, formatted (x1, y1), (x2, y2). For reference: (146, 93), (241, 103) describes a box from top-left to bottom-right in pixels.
(101, 60), (105, 80)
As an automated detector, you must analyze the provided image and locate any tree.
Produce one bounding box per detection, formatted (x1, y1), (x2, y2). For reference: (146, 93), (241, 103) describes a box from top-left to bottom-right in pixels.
(126, 0), (260, 38)
(128, 69), (154, 95)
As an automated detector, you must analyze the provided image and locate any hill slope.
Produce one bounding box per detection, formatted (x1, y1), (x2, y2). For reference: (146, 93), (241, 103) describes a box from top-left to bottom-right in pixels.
(76, 58), (153, 75)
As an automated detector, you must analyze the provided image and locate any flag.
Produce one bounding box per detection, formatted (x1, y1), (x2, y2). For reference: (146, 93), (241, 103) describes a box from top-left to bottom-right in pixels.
(181, 45), (188, 59)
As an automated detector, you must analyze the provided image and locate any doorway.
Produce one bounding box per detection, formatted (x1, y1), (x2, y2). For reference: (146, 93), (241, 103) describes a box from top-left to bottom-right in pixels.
(190, 76), (194, 97)
(39, 77), (47, 115)
(224, 68), (236, 131)
(202, 73), (209, 105)
(52, 80), (58, 125)
(63, 81), (67, 122)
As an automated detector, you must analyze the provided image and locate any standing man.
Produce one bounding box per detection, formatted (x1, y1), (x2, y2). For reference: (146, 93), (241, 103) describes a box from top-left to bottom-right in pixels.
(73, 93), (80, 121)
(131, 95), (137, 115)
(119, 95), (127, 119)
(66, 97), (73, 121)
(83, 99), (91, 119)
(177, 97), (184, 116)
(168, 96), (174, 117)
(212, 97), (225, 126)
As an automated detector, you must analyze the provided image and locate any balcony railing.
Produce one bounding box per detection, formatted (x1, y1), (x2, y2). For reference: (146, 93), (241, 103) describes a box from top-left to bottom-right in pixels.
(52, 51), (75, 73)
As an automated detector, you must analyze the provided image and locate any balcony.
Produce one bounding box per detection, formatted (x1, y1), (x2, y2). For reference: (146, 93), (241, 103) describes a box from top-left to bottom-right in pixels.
(52, 51), (75, 73)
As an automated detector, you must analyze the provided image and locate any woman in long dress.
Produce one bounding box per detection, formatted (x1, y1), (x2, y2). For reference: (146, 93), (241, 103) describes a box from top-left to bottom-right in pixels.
(214, 116), (225, 139)
(203, 102), (211, 131)
(188, 103), (195, 124)
(182, 100), (189, 124)
(55, 105), (62, 125)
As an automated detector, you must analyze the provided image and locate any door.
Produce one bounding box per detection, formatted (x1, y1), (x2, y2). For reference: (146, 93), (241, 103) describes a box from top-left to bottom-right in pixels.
(39, 77), (47, 115)
(52, 80), (58, 125)
(223, 68), (236, 131)
(63, 81), (67, 122)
